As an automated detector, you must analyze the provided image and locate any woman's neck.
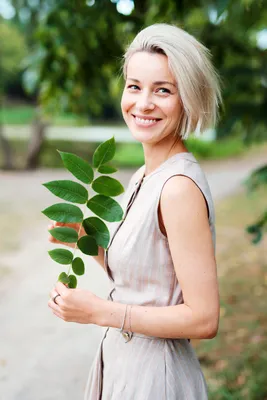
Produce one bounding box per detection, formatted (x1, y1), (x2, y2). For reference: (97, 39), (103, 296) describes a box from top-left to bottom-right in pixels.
(142, 139), (188, 177)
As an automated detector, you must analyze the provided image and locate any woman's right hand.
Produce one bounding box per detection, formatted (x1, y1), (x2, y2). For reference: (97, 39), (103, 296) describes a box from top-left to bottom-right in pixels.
(48, 221), (86, 248)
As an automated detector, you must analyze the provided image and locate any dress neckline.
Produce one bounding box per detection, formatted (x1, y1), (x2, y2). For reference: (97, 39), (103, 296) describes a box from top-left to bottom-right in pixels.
(138, 151), (196, 184)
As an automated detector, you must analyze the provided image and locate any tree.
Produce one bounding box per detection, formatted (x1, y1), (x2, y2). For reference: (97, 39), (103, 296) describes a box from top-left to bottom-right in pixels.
(22, 0), (125, 117)
(5, 0), (267, 197)
(0, 18), (27, 169)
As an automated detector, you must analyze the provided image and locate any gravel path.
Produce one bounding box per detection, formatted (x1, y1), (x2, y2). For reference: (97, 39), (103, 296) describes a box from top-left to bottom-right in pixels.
(0, 150), (266, 400)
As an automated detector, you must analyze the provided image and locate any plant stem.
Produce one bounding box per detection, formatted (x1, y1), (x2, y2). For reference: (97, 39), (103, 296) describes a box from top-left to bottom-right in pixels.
(67, 201), (89, 276)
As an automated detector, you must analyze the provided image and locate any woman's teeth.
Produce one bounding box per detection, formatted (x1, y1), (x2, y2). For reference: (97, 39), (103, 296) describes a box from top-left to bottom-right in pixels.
(135, 117), (158, 124)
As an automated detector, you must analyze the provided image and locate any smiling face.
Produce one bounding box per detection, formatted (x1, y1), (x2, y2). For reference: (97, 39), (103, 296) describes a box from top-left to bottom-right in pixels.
(121, 51), (183, 146)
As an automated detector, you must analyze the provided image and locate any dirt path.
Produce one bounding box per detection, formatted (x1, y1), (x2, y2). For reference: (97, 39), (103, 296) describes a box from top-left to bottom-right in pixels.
(0, 150), (266, 400)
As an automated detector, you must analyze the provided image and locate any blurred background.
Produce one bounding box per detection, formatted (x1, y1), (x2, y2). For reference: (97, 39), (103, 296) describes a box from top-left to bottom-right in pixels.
(0, 0), (267, 399)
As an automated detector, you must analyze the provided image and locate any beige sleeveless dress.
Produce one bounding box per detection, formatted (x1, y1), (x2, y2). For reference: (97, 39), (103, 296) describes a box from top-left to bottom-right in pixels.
(84, 152), (215, 400)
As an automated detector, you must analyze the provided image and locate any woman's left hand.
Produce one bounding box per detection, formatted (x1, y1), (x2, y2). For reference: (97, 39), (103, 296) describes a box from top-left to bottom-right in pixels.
(48, 282), (104, 324)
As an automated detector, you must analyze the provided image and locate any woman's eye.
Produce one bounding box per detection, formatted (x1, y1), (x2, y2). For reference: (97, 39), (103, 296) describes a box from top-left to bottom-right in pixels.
(157, 87), (171, 94)
(127, 85), (140, 90)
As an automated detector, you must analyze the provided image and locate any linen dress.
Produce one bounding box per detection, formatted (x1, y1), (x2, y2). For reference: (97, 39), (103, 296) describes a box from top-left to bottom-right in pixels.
(84, 152), (215, 400)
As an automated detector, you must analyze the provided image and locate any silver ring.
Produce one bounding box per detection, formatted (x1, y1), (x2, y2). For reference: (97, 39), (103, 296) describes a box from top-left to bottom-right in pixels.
(53, 293), (61, 304)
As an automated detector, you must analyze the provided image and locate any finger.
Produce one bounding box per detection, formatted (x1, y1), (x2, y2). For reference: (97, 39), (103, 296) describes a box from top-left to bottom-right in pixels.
(49, 289), (57, 298)
(48, 234), (60, 244)
(49, 290), (64, 307)
(48, 298), (61, 312)
(55, 281), (69, 296)
(55, 221), (65, 227)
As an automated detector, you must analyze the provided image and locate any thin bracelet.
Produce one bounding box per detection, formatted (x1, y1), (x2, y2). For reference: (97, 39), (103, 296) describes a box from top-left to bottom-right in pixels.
(129, 305), (133, 333)
(120, 304), (128, 333)
(120, 304), (133, 343)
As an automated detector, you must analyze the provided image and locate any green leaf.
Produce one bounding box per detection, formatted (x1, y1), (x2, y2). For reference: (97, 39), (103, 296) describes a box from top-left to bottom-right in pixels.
(72, 257), (85, 275)
(87, 195), (123, 222)
(98, 165), (117, 174)
(42, 203), (83, 223)
(48, 227), (78, 243)
(43, 180), (88, 204)
(48, 249), (73, 265)
(83, 217), (110, 249)
(58, 272), (70, 284)
(93, 137), (116, 168)
(77, 236), (98, 255)
(68, 275), (77, 288)
(92, 176), (124, 197)
(58, 151), (94, 184)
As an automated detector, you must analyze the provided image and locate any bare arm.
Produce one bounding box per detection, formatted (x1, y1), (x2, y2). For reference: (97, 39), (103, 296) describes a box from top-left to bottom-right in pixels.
(97, 176), (220, 339)
(48, 221), (105, 269)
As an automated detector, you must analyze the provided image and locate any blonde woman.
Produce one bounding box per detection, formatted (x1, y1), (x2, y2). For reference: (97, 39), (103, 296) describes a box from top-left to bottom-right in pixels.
(48, 23), (221, 399)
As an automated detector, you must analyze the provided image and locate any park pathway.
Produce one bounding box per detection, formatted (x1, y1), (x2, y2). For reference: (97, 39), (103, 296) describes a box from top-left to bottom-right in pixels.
(0, 149), (266, 400)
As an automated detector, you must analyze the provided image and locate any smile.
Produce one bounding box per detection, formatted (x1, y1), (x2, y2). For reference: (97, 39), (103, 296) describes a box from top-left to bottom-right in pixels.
(132, 115), (162, 127)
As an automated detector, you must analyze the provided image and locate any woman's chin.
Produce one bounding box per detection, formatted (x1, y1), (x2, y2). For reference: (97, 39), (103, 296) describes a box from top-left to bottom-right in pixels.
(130, 131), (156, 144)
(127, 124), (158, 143)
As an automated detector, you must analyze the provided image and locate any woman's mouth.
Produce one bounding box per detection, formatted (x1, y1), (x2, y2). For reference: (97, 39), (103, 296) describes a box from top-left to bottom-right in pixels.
(132, 114), (162, 128)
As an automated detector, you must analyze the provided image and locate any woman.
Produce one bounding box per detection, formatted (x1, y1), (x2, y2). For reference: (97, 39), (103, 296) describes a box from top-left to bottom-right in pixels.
(48, 23), (221, 399)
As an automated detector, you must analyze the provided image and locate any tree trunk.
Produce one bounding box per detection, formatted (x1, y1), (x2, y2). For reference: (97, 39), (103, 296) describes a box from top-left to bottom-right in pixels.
(0, 121), (14, 170)
(0, 94), (14, 170)
(25, 114), (48, 170)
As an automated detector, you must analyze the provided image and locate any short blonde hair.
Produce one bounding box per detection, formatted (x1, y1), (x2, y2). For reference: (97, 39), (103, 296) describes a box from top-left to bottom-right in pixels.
(123, 23), (222, 139)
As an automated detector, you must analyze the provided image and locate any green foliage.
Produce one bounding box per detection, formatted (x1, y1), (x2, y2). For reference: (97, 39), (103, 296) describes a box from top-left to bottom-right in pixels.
(43, 180), (89, 204)
(48, 248), (74, 265)
(58, 151), (94, 184)
(1, 106), (88, 125)
(1, 106), (35, 125)
(98, 165), (118, 174)
(6, 0), (267, 141)
(87, 195), (124, 222)
(77, 235), (98, 256)
(68, 275), (77, 288)
(92, 176), (124, 197)
(245, 165), (267, 244)
(21, 0), (124, 116)
(0, 20), (27, 93)
(43, 137), (124, 286)
(83, 217), (110, 249)
(93, 137), (116, 168)
(42, 203), (84, 223)
(58, 272), (70, 284)
(72, 257), (85, 276)
(48, 227), (78, 243)
(245, 165), (267, 191)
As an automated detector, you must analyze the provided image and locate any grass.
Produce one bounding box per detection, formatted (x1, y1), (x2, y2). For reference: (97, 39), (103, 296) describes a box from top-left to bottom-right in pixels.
(193, 186), (267, 399)
(1, 106), (88, 126)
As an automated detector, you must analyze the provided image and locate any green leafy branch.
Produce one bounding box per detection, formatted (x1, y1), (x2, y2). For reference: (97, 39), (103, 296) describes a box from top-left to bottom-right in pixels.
(245, 164), (267, 244)
(42, 137), (124, 287)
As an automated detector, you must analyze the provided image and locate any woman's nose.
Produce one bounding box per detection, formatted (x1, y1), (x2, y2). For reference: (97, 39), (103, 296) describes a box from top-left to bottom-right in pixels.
(136, 92), (155, 112)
